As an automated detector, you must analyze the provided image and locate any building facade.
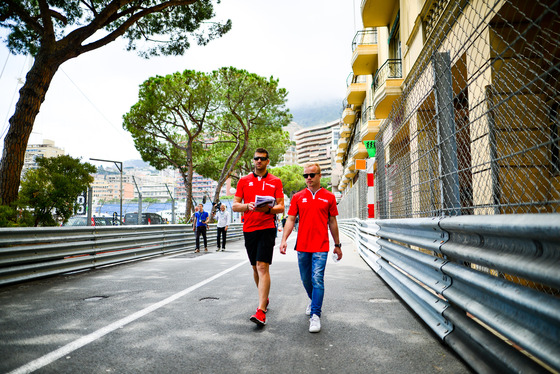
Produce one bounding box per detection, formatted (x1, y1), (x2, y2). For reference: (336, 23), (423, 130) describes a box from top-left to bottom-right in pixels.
(22, 139), (65, 175)
(294, 119), (341, 179)
(275, 122), (302, 168)
(336, 0), (560, 219)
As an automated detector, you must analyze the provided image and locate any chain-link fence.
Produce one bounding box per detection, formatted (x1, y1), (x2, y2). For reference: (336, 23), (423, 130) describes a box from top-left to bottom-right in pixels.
(337, 171), (368, 219)
(376, 0), (560, 219)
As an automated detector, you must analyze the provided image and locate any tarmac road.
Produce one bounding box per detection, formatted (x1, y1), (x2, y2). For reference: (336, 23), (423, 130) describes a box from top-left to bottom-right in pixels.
(0, 231), (473, 374)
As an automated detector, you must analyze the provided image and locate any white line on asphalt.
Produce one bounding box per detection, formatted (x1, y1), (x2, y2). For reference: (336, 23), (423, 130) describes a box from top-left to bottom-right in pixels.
(8, 259), (248, 374)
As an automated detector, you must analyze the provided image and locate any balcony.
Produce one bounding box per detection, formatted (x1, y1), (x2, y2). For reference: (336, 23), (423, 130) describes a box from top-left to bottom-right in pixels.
(337, 138), (348, 156)
(352, 29), (378, 76)
(372, 59), (403, 118)
(360, 106), (381, 141)
(344, 167), (356, 179)
(339, 177), (348, 191)
(350, 142), (369, 160)
(340, 125), (351, 138)
(361, 0), (397, 28)
(346, 73), (367, 106)
(348, 156), (355, 170)
(342, 107), (356, 124)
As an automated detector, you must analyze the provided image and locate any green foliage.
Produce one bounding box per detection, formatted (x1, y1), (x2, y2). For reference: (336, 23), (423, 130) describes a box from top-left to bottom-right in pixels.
(18, 156), (96, 226)
(123, 67), (292, 213)
(0, 0), (231, 57)
(194, 67), (292, 189)
(268, 165), (305, 197)
(0, 204), (34, 227)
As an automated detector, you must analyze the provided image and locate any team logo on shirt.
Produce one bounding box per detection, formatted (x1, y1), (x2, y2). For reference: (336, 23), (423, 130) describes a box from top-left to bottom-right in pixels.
(249, 182), (253, 186)
(265, 182), (275, 188)
(302, 198), (308, 203)
(318, 198), (328, 203)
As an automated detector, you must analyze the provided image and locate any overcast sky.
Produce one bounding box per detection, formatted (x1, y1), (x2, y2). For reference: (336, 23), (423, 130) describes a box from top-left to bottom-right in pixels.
(0, 0), (360, 165)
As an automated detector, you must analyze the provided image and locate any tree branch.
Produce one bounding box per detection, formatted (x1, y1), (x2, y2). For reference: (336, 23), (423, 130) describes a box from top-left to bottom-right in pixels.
(77, 0), (197, 54)
(2, 0), (44, 35)
(37, 0), (55, 43)
(79, 0), (98, 17)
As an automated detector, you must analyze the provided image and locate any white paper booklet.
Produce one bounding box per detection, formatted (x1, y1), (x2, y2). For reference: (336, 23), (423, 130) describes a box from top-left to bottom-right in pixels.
(255, 195), (275, 208)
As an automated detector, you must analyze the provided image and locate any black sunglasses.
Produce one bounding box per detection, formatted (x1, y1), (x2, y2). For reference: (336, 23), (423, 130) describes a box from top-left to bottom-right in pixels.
(303, 173), (318, 179)
(253, 156), (268, 161)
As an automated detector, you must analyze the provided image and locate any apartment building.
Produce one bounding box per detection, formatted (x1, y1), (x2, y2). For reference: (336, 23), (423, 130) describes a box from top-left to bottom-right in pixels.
(294, 119), (341, 179)
(22, 139), (65, 175)
(175, 172), (223, 203)
(91, 174), (134, 202)
(275, 122), (302, 167)
(336, 0), (560, 219)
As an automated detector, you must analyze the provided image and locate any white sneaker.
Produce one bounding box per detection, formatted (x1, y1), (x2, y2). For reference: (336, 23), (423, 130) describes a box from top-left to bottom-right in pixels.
(309, 314), (321, 333)
(305, 303), (311, 316)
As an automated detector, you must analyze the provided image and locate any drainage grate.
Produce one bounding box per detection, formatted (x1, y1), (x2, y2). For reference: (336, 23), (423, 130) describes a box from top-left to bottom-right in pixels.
(199, 297), (219, 302)
(84, 296), (109, 302)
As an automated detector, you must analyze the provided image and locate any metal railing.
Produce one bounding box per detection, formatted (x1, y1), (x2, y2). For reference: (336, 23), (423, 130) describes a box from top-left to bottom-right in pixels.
(0, 223), (243, 286)
(361, 105), (374, 123)
(352, 29), (377, 51)
(339, 214), (560, 374)
(372, 59), (402, 91)
(346, 72), (368, 87)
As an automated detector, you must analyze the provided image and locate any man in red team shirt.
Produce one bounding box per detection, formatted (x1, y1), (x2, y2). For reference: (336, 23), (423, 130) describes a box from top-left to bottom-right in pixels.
(233, 148), (284, 327)
(280, 162), (341, 333)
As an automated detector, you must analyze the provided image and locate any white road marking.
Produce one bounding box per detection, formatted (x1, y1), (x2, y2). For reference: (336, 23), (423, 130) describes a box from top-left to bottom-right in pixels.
(8, 260), (248, 374)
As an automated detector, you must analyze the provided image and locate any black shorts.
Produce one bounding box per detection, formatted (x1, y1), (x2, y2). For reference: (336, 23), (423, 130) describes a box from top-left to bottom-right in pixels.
(243, 228), (277, 266)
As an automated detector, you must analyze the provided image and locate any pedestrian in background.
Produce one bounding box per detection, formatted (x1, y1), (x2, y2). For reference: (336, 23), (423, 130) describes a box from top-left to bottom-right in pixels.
(190, 205), (200, 233)
(280, 162), (341, 333)
(194, 203), (209, 253)
(215, 204), (230, 251)
(233, 147), (284, 327)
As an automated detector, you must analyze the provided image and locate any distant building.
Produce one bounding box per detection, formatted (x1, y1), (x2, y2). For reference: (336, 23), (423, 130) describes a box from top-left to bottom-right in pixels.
(175, 172), (223, 204)
(275, 122), (302, 167)
(294, 119), (341, 178)
(131, 171), (177, 202)
(22, 139), (64, 175)
(91, 174), (133, 202)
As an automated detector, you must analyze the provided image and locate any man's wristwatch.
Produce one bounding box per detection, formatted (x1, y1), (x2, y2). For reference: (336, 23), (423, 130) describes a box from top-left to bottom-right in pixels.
(267, 207), (272, 214)
(334, 243), (342, 248)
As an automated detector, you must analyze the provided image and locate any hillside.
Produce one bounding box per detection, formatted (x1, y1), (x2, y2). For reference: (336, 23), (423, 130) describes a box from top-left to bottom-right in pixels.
(289, 100), (343, 127)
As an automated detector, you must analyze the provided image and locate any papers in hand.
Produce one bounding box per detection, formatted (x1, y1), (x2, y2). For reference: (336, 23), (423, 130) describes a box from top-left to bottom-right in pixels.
(255, 195), (275, 208)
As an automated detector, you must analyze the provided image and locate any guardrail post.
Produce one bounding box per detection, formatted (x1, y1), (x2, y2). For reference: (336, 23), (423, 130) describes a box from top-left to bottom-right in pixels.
(376, 139), (387, 219)
(87, 188), (93, 226)
(433, 52), (461, 216)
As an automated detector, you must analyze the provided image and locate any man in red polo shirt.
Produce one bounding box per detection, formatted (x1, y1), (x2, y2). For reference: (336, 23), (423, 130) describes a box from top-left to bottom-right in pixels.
(233, 147), (284, 327)
(280, 162), (341, 333)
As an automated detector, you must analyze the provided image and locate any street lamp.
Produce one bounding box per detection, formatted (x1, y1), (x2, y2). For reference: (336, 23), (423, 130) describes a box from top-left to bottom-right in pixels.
(90, 158), (123, 225)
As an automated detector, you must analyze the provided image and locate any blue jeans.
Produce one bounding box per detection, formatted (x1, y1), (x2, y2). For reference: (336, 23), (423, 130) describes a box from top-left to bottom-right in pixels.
(297, 251), (328, 317)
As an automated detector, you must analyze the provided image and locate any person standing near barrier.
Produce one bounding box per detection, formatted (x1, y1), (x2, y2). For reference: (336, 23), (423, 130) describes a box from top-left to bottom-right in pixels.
(280, 162), (341, 333)
(190, 205), (199, 233)
(214, 204), (230, 251)
(233, 147), (284, 327)
(194, 203), (209, 253)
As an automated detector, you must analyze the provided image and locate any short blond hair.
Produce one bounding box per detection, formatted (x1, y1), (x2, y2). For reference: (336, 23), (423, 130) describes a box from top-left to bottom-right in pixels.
(303, 163), (321, 174)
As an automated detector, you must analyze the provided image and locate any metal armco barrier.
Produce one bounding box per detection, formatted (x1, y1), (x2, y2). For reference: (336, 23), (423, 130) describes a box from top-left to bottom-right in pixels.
(0, 223), (243, 287)
(340, 214), (560, 374)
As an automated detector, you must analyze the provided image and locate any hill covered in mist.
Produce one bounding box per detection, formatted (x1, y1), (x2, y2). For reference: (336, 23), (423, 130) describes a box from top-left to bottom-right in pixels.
(289, 99), (342, 127)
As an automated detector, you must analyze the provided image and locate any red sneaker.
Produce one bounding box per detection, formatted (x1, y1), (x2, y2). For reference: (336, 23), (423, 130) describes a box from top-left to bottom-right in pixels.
(250, 308), (266, 326)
